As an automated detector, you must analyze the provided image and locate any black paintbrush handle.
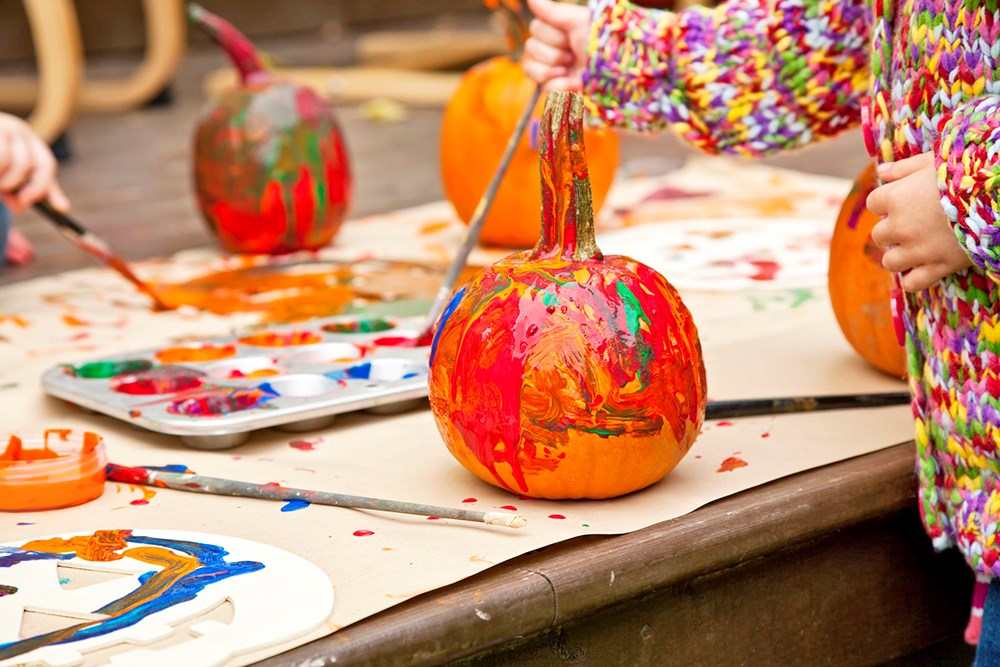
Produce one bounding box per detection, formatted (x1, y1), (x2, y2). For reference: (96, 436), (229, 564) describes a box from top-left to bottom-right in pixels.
(33, 200), (88, 237)
(705, 391), (911, 420)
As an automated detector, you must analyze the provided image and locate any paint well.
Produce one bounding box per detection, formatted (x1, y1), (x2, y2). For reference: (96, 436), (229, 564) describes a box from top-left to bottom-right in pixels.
(238, 330), (322, 347)
(155, 344), (237, 364)
(257, 375), (342, 398)
(167, 389), (274, 417)
(204, 357), (282, 380)
(285, 342), (363, 364)
(112, 369), (204, 395)
(68, 359), (152, 379)
(322, 317), (395, 334)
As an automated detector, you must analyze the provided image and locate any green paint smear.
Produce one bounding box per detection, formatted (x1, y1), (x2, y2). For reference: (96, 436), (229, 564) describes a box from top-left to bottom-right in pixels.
(616, 282), (649, 336)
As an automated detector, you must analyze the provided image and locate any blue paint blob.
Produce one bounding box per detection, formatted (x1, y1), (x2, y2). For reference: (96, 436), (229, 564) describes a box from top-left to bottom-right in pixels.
(280, 499), (311, 512)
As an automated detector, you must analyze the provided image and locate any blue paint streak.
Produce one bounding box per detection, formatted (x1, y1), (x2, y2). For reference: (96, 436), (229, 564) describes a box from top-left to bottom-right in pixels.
(139, 464), (193, 474)
(324, 362), (373, 381)
(0, 534), (264, 660)
(0, 547), (73, 567)
(430, 287), (465, 364)
(280, 499), (311, 512)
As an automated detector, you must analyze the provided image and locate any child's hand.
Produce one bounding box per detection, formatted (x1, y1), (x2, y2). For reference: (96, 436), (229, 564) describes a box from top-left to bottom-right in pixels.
(523, 0), (589, 91)
(867, 152), (972, 292)
(0, 114), (69, 212)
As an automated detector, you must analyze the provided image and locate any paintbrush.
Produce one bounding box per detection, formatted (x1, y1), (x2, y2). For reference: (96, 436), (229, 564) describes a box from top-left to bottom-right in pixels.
(105, 463), (528, 529)
(32, 200), (172, 310)
(705, 391), (910, 420)
(415, 84), (544, 345)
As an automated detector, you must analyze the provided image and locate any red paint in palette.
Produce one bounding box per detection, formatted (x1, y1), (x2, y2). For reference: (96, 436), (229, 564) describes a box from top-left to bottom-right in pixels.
(372, 336), (418, 347)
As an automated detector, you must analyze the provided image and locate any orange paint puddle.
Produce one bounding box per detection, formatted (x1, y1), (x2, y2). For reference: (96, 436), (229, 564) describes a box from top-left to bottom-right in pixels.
(238, 330), (322, 347)
(144, 260), (482, 324)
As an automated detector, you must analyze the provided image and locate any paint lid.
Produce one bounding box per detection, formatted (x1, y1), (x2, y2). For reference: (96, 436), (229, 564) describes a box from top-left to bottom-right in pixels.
(0, 430), (107, 511)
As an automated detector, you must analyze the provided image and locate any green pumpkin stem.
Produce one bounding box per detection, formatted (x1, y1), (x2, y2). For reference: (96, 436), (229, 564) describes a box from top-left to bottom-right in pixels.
(188, 3), (269, 85)
(532, 91), (601, 262)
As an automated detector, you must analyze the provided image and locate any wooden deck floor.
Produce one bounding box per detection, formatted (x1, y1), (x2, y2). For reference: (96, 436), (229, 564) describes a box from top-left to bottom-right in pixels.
(0, 22), (869, 286)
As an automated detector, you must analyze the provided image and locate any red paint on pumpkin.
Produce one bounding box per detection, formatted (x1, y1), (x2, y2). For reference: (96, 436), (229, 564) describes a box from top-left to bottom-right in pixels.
(190, 5), (351, 255)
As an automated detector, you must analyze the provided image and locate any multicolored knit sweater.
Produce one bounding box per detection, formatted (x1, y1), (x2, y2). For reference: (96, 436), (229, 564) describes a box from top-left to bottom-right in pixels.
(582, 0), (1000, 607)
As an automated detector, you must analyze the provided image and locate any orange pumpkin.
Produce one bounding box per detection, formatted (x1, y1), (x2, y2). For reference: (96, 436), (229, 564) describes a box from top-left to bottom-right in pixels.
(440, 4), (619, 249)
(429, 92), (706, 500)
(828, 163), (907, 377)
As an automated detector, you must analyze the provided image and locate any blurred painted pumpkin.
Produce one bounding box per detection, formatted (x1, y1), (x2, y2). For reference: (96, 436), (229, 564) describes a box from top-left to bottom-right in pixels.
(828, 163), (906, 377)
(189, 4), (351, 255)
(439, 1), (619, 249)
(429, 92), (706, 500)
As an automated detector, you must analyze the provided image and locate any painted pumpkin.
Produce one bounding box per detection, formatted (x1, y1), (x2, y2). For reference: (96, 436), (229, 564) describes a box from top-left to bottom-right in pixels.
(429, 92), (706, 500)
(189, 5), (351, 255)
(828, 163), (906, 377)
(439, 3), (619, 249)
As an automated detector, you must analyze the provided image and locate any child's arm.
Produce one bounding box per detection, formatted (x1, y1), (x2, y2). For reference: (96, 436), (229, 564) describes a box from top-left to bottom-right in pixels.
(934, 98), (1000, 282)
(526, 0), (870, 157)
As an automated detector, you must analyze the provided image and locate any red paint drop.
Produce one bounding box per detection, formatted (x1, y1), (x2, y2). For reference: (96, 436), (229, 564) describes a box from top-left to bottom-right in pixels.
(427, 516), (440, 520)
(715, 420), (734, 427)
(462, 497), (477, 503)
(748, 260), (781, 281)
(130, 499), (149, 506)
(129, 409), (141, 418)
(548, 514), (566, 520)
(288, 440), (315, 451)
(264, 482), (282, 488)
(499, 505), (517, 511)
(717, 456), (749, 473)
(761, 432), (771, 439)
(353, 530), (374, 537)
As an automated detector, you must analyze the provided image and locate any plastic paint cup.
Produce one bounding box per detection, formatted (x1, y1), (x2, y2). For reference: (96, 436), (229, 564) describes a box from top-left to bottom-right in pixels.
(0, 430), (108, 511)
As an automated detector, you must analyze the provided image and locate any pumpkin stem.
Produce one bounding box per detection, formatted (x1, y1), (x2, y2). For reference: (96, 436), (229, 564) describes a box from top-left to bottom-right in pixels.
(484, 0), (529, 59)
(532, 91), (601, 262)
(188, 3), (269, 85)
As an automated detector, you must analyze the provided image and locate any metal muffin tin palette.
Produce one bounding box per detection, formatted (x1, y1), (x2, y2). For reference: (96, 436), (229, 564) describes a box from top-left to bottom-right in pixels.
(42, 315), (431, 450)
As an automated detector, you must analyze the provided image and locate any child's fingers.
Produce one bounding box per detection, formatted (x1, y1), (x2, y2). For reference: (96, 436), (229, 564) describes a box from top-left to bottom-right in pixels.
(869, 215), (898, 249)
(0, 135), (31, 194)
(877, 153), (933, 182)
(898, 265), (939, 293)
(15, 138), (57, 207)
(522, 59), (562, 85)
(47, 181), (70, 212)
(865, 183), (890, 217)
(524, 37), (572, 67)
(529, 18), (571, 48)
(880, 244), (915, 273)
(526, 0), (586, 30)
(540, 74), (583, 92)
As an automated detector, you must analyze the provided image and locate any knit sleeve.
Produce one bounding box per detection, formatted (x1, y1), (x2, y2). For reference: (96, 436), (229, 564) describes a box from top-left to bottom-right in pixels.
(936, 96), (1000, 276)
(581, 0), (870, 157)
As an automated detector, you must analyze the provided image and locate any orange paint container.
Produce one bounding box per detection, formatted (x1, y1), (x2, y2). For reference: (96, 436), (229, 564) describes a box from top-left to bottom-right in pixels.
(0, 430), (107, 511)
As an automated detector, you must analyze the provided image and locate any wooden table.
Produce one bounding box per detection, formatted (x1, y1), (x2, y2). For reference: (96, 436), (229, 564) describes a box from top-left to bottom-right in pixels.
(258, 442), (972, 666)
